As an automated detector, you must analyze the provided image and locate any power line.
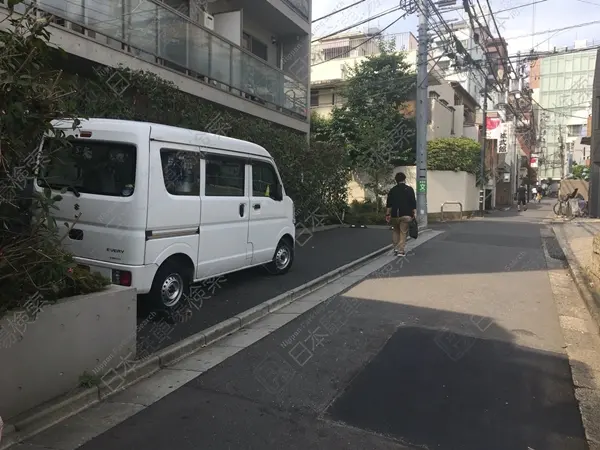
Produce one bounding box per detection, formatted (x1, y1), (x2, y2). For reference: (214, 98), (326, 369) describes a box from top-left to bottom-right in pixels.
(575, 0), (600, 6)
(311, 5), (404, 43)
(311, 11), (410, 67)
(508, 20), (600, 40)
(532, 97), (590, 120)
(312, 0), (367, 23)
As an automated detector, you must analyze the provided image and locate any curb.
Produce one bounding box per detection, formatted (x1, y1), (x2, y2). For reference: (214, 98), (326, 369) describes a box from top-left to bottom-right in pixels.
(551, 226), (600, 337)
(0, 229), (432, 449)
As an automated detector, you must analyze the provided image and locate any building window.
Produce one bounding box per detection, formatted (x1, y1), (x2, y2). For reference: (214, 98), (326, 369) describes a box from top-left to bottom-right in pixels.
(568, 124), (583, 137)
(252, 161), (282, 200)
(160, 149), (200, 196)
(205, 156), (245, 196)
(438, 60), (450, 71)
(311, 91), (319, 107)
(323, 46), (350, 61)
(243, 32), (268, 62)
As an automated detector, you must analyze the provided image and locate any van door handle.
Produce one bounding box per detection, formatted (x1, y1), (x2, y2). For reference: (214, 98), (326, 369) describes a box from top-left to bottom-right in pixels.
(239, 203), (245, 217)
(253, 204), (261, 210)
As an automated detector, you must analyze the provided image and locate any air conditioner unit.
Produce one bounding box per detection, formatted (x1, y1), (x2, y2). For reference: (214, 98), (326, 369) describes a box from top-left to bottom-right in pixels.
(193, 10), (214, 30)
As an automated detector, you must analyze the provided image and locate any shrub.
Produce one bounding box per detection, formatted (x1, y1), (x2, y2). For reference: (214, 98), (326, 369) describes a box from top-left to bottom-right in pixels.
(427, 137), (481, 174)
(0, 7), (110, 317)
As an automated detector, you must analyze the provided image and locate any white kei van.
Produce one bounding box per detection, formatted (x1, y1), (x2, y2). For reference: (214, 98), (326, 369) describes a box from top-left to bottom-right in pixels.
(35, 119), (296, 308)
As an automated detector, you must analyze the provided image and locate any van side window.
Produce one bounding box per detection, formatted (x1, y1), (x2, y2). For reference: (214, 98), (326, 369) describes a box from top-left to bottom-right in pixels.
(205, 156), (245, 197)
(252, 161), (282, 200)
(160, 149), (200, 196)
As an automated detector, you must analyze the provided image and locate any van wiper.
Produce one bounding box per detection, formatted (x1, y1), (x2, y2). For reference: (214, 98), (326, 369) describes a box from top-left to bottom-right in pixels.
(67, 186), (81, 197)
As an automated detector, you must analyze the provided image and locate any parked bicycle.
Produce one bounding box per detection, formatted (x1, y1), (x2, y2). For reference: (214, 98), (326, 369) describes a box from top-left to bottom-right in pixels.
(553, 195), (572, 217)
(553, 189), (584, 218)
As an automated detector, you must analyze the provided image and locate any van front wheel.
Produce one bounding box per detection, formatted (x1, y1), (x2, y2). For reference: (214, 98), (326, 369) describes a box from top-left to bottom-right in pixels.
(150, 261), (191, 309)
(267, 238), (294, 275)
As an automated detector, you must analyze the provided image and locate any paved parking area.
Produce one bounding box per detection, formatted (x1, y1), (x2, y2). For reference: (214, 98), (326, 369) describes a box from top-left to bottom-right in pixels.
(137, 227), (391, 354)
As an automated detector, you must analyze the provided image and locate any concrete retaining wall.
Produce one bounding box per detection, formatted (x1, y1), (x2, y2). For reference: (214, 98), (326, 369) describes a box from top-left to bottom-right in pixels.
(348, 167), (480, 214)
(591, 235), (600, 280)
(0, 286), (137, 420)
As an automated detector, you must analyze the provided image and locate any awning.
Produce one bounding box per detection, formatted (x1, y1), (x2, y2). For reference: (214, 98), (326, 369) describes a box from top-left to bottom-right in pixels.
(581, 136), (591, 145)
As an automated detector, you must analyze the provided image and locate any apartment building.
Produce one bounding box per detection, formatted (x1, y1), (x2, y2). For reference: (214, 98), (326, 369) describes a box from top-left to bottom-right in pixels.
(0, 0), (311, 134)
(310, 30), (418, 116)
(427, 81), (479, 140)
(430, 20), (487, 110)
(310, 30), (480, 141)
(536, 42), (597, 180)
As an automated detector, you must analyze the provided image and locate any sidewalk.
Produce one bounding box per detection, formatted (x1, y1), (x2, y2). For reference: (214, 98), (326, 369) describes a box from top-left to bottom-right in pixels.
(13, 216), (594, 450)
(553, 218), (600, 331)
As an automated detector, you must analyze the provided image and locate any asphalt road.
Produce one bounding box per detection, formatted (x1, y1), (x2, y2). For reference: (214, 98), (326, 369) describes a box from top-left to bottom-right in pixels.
(137, 227), (391, 354)
(77, 203), (589, 450)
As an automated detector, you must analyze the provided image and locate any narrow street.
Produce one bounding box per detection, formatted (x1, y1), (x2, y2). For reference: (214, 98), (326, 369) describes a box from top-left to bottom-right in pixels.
(14, 201), (593, 450)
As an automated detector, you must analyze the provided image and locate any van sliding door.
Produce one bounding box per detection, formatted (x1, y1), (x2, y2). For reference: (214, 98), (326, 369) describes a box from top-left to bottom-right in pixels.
(196, 151), (251, 278)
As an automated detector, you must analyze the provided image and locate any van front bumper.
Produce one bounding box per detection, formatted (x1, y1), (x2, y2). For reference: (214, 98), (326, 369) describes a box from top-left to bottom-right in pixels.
(74, 257), (158, 295)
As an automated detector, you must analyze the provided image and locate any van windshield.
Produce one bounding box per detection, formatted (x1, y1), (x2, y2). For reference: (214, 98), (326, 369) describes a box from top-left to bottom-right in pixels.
(38, 139), (136, 197)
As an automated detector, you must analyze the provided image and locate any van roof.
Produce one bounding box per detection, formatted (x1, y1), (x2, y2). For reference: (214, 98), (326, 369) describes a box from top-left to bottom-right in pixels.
(50, 118), (272, 158)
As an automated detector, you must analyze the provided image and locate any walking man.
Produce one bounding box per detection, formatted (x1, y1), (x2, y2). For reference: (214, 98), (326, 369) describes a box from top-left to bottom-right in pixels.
(385, 172), (417, 257)
(517, 183), (528, 212)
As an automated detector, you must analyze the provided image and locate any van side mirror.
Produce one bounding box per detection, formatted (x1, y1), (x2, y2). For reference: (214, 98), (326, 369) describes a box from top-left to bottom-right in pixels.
(276, 184), (283, 200)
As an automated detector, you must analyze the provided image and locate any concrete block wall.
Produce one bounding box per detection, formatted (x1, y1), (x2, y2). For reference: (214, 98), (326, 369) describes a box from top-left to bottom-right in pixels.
(0, 286), (137, 420)
(347, 166), (480, 215)
(591, 234), (600, 280)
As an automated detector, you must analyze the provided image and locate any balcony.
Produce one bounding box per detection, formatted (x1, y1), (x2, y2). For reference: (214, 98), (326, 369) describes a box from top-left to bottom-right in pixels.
(282, 0), (309, 20)
(2, 0), (308, 121)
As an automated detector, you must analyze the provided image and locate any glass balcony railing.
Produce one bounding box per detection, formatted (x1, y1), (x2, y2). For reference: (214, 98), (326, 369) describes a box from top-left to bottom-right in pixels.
(282, 0), (309, 19)
(5, 0), (308, 119)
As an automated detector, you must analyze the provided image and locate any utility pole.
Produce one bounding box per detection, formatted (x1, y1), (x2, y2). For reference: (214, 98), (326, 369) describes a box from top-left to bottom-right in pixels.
(415, 0), (429, 227)
(511, 115), (518, 204)
(558, 124), (565, 180)
(479, 77), (488, 216)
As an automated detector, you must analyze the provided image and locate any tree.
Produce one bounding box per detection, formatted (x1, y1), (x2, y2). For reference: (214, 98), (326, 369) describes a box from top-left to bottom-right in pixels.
(572, 163), (590, 180)
(327, 40), (417, 210)
(310, 112), (333, 143)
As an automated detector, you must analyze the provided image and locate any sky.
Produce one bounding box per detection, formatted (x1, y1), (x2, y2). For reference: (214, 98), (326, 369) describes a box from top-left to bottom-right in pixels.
(312, 0), (600, 56)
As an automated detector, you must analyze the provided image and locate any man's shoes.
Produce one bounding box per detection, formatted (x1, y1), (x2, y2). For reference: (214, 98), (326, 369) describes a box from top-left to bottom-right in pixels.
(393, 250), (399, 256)
(524, 206), (528, 211)
(397, 251), (406, 257)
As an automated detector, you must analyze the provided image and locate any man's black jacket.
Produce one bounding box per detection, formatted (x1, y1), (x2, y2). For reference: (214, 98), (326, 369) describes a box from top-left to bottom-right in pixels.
(386, 183), (416, 218)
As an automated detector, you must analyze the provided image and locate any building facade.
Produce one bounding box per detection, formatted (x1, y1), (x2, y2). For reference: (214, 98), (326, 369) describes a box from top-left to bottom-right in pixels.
(430, 20), (487, 109)
(0, 0), (312, 134)
(537, 44), (596, 180)
(309, 30), (480, 140)
(310, 31), (418, 117)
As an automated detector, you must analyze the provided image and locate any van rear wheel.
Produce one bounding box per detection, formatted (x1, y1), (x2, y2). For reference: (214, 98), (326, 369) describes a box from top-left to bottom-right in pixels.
(150, 261), (191, 309)
(267, 238), (294, 275)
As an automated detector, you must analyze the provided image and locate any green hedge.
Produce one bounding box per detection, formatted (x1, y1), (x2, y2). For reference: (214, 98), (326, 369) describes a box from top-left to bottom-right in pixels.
(58, 64), (350, 221)
(427, 137), (480, 174)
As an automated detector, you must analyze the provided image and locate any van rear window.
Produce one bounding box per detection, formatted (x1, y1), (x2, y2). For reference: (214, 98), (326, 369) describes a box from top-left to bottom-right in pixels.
(38, 139), (136, 197)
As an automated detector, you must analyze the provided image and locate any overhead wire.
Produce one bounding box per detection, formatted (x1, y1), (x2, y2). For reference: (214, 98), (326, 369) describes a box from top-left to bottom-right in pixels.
(312, 0), (368, 23)
(311, 11), (410, 67)
(311, 5), (405, 43)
